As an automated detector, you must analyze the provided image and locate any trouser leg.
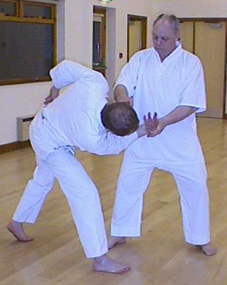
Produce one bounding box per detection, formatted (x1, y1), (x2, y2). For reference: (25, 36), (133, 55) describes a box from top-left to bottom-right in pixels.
(44, 149), (108, 258)
(169, 163), (210, 245)
(111, 149), (154, 237)
(13, 157), (55, 223)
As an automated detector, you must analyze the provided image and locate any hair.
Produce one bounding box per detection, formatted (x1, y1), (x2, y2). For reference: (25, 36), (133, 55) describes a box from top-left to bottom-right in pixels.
(101, 102), (139, 136)
(153, 14), (180, 34)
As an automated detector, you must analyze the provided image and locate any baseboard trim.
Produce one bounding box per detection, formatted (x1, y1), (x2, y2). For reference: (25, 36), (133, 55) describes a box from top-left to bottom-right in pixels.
(0, 140), (31, 154)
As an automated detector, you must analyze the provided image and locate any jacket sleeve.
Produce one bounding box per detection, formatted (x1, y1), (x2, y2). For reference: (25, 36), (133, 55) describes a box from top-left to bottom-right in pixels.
(115, 50), (144, 97)
(75, 111), (139, 156)
(179, 55), (206, 113)
(79, 131), (138, 156)
(50, 60), (108, 91)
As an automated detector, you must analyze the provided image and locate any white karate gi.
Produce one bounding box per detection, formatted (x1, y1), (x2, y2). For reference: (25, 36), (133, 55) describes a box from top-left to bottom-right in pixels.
(111, 44), (210, 245)
(12, 60), (138, 258)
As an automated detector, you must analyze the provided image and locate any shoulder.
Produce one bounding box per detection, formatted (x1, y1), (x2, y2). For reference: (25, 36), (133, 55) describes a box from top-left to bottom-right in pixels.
(132, 47), (154, 58)
(129, 48), (154, 65)
(181, 49), (202, 68)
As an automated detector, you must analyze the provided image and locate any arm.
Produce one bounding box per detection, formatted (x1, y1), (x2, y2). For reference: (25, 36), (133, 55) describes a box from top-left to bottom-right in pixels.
(45, 60), (108, 104)
(79, 125), (147, 156)
(114, 51), (143, 105)
(44, 86), (60, 105)
(114, 84), (133, 106)
(148, 106), (197, 137)
(49, 60), (105, 89)
(77, 113), (150, 156)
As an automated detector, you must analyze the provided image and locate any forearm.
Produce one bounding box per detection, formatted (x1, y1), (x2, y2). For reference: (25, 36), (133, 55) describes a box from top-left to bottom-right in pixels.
(160, 106), (198, 128)
(147, 106), (198, 137)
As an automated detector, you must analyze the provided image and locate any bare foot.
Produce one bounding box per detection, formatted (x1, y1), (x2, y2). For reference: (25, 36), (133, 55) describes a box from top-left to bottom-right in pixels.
(7, 221), (34, 242)
(108, 236), (126, 250)
(92, 254), (131, 274)
(197, 243), (217, 256)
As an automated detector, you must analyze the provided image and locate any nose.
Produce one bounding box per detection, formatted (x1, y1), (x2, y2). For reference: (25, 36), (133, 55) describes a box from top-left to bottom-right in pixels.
(156, 37), (162, 45)
(157, 38), (162, 46)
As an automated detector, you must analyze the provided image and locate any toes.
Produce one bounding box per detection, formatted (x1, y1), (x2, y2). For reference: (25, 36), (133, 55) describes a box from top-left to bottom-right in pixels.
(197, 245), (217, 256)
(7, 225), (34, 242)
(120, 266), (131, 273)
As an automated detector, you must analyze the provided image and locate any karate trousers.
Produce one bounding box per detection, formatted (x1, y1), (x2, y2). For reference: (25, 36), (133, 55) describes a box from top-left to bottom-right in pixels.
(13, 148), (108, 258)
(111, 148), (210, 245)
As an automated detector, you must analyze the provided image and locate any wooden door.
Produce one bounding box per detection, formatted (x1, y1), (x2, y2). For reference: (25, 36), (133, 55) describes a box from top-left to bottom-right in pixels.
(179, 21), (194, 53)
(195, 21), (226, 118)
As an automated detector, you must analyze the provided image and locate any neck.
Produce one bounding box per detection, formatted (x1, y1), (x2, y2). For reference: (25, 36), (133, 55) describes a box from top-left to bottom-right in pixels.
(157, 45), (178, 62)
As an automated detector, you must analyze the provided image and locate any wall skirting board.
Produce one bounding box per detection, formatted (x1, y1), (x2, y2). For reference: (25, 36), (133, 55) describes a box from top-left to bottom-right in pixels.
(0, 141), (31, 155)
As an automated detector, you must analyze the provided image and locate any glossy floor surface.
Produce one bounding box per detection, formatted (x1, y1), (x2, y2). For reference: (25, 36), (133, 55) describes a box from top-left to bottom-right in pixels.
(1, 117), (227, 285)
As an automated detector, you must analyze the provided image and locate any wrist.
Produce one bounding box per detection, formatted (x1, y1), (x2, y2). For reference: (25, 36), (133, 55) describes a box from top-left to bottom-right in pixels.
(159, 117), (168, 128)
(137, 124), (145, 138)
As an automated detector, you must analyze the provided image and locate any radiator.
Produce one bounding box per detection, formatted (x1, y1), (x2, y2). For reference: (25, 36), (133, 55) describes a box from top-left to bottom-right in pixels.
(17, 115), (35, 142)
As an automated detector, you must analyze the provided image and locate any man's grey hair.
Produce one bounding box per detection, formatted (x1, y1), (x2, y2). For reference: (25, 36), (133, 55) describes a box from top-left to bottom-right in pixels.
(153, 14), (180, 34)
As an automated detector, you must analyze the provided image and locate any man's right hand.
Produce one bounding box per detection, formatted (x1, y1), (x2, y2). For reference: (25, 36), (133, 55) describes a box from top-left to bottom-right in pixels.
(137, 112), (158, 138)
(44, 86), (60, 105)
(114, 84), (133, 106)
(143, 112), (160, 137)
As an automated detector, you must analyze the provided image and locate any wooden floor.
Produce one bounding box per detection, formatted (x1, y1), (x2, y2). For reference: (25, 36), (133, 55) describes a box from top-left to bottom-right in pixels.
(1, 117), (227, 285)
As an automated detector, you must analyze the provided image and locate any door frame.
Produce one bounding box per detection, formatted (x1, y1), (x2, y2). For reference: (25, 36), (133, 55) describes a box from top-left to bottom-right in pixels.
(93, 6), (106, 76)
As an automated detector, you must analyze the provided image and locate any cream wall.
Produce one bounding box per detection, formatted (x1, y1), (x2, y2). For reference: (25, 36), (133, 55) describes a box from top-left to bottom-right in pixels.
(0, 0), (152, 145)
(0, 0), (226, 145)
(64, 0), (152, 74)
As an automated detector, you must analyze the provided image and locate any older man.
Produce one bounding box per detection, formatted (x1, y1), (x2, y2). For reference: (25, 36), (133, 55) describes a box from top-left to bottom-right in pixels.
(7, 60), (153, 274)
(109, 14), (216, 256)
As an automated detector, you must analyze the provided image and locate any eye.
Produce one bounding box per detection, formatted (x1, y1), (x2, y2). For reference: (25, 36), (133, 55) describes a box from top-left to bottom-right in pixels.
(162, 37), (169, 42)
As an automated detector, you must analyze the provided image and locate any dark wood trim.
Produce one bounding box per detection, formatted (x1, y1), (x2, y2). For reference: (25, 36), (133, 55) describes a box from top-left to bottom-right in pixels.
(53, 4), (57, 65)
(0, 140), (31, 155)
(180, 18), (227, 22)
(93, 7), (106, 76)
(0, 0), (56, 85)
(0, 15), (55, 23)
(192, 21), (195, 54)
(223, 21), (227, 118)
(0, 77), (51, 86)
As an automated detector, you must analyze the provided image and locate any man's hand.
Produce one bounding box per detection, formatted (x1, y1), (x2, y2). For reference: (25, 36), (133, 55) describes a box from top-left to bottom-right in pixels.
(137, 112), (160, 138)
(114, 84), (133, 106)
(143, 112), (161, 137)
(117, 95), (133, 106)
(44, 86), (60, 105)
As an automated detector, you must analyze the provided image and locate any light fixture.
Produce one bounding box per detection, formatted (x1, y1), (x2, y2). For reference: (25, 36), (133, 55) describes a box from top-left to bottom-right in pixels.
(99, 0), (113, 3)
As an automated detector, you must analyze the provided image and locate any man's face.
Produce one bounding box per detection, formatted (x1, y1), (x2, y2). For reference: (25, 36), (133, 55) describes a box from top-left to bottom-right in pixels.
(152, 20), (179, 60)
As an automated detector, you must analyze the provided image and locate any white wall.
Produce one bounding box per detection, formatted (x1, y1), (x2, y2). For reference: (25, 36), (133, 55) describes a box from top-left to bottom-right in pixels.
(0, 82), (51, 145)
(0, 0), (152, 145)
(0, 0), (226, 145)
